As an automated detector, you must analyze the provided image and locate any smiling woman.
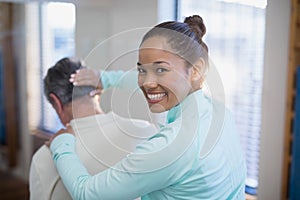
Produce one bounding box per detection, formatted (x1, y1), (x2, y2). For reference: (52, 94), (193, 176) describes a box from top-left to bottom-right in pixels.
(48, 15), (246, 200)
(137, 18), (208, 113)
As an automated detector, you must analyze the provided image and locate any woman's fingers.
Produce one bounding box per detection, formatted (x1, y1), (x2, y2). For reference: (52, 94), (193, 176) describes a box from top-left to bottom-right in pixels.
(65, 124), (74, 134)
(45, 126), (75, 148)
(69, 68), (100, 88)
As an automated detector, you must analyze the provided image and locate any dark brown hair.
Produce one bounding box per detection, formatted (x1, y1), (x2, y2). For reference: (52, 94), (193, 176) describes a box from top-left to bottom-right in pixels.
(141, 15), (208, 66)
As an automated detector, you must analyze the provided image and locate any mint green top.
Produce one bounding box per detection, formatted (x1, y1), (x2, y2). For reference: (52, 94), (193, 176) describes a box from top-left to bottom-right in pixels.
(50, 71), (246, 200)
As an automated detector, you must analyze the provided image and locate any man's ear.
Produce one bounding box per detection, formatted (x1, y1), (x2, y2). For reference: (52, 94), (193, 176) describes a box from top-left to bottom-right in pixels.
(191, 58), (206, 82)
(49, 93), (63, 114)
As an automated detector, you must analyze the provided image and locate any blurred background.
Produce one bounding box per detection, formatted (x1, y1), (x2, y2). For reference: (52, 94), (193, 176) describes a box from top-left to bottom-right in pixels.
(0, 0), (298, 199)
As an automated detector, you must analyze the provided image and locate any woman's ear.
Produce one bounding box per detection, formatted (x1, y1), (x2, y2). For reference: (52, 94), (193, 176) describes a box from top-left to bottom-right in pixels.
(191, 58), (206, 81)
(49, 93), (63, 114)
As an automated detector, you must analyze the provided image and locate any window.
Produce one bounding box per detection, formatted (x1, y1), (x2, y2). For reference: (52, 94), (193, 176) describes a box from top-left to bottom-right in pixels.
(178, 0), (267, 195)
(28, 2), (75, 134)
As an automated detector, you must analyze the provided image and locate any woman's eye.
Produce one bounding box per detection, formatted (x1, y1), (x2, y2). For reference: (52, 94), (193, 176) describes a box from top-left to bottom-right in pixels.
(137, 68), (146, 73)
(157, 68), (167, 73)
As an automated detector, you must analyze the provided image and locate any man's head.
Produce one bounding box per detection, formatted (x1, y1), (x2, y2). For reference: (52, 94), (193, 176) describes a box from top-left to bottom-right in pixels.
(44, 57), (101, 125)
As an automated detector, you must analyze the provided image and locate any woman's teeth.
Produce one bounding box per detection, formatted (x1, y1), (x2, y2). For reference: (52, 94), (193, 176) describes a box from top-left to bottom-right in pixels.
(147, 93), (166, 100)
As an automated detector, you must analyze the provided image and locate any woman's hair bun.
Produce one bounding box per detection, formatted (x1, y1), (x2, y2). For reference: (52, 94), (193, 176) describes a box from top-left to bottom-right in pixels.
(184, 15), (206, 39)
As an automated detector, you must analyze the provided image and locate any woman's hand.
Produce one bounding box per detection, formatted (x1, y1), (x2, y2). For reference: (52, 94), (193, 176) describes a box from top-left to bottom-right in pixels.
(45, 124), (74, 147)
(70, 68), (100, 87)
(69, 68), (102, 96)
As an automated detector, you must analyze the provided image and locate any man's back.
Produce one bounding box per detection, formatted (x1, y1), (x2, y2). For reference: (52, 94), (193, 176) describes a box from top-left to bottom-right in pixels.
(29, 112), (157, 200)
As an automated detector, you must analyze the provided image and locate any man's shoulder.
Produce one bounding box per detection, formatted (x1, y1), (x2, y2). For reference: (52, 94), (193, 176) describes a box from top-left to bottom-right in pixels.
(31, 144), (57, 177)
(72, 112), (156, 130)
(32, 145), (52, 162)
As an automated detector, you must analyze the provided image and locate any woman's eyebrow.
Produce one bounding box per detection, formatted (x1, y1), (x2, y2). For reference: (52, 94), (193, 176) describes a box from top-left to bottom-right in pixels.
(153, 61), (170, 65)
(137, 61), (170, 66)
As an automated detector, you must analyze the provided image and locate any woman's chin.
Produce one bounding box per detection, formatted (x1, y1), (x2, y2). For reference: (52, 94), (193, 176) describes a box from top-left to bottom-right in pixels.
(149, 104), (167, 113)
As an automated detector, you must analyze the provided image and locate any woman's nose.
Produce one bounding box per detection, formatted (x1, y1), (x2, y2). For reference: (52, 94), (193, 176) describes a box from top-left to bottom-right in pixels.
(142, 74), (158, 88)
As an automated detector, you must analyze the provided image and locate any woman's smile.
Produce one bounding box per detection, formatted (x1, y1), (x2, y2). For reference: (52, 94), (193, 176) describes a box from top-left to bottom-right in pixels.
(146, 91), (167, 104)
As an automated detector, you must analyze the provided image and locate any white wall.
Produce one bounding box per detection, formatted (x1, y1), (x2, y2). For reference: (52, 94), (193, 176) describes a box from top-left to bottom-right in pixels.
(258, 0), (291, 199)
(76, 0), (159, 70)
(75, 2), (110, 66)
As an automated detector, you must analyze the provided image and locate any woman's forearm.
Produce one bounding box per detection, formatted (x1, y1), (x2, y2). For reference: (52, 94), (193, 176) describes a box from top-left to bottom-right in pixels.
(101, 70), (138, 89)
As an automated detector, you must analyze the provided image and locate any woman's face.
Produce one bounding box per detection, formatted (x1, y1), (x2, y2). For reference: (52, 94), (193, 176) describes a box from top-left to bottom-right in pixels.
(138, 36), (194, 113)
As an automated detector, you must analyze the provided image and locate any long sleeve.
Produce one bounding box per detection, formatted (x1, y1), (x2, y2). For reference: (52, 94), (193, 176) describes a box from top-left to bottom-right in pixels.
(101, 70), (138, 90)
(100, 70), (150, 121)
(50, 120), (197, 200)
